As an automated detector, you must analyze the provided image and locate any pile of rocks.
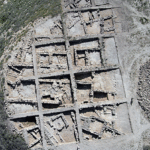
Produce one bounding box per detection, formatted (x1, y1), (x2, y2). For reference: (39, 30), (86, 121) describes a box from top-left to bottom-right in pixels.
(137, 60), (150, 121)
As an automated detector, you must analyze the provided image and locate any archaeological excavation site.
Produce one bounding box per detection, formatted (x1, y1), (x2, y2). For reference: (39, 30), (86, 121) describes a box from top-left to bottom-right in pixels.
(2, 0), (150, 150)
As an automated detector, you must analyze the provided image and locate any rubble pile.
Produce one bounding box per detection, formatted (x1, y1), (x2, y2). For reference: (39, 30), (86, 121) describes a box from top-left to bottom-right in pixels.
(137, 60), (150, 121)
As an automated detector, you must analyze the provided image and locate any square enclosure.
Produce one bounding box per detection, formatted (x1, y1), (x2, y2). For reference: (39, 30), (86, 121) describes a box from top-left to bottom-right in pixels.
(69, 36), (118, 69)
(35, 42), (68, 76)
(79, 103), (132, 141)
(7, 80), (36, 99)
(75, 69), (125, 105)
(7, 102), (38, 116)
(7, 49), (34, 78)
(102, 37), (119, 66)
(39, 75), (73, 110)
(35, 16), (63, 37)
(11, 116), (42, 149)
(12, 49), (33, 66)
(70, 38), (102, 69)
(66, 9), (114, 37)
(43, 111), (78, 146)
(6, 79), (37, 115)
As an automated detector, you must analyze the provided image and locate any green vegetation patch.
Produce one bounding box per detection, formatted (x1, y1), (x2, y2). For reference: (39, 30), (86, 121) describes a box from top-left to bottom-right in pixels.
(143, 145), (150, 150)
(0, 38), (5, 58)
(0, 0), (62, 58)
(0, 128), (29, 150)
(0, 0), (62, 33)
(140, 17), (149, 24)
(127, 0), (150, 16)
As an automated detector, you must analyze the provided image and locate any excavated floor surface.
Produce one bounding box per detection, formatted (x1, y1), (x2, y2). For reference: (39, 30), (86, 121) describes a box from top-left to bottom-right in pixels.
(4, 0), (150, 150)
